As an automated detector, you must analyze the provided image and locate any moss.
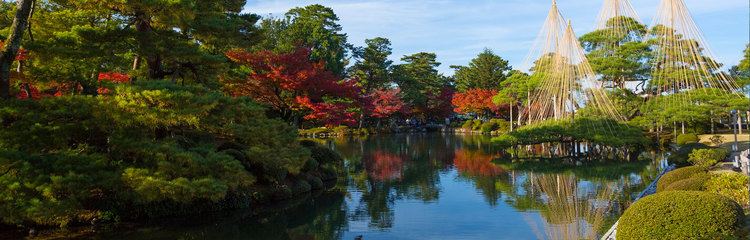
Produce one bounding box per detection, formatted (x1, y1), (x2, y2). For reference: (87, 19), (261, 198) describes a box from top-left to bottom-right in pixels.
(618, 191), (745, 240)
(656, 166), (707, 192)
(675, 133), (700, 146)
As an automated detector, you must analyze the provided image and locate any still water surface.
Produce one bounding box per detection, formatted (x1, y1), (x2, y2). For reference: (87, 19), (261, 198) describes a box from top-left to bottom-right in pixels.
(96, 133), (662, 240)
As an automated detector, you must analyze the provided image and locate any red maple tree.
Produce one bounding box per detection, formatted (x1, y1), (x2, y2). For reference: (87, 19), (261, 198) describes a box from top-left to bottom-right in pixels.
(369, 88), (407, 119)
(451, 88), (499, 117)
(225, 48), (361, 126)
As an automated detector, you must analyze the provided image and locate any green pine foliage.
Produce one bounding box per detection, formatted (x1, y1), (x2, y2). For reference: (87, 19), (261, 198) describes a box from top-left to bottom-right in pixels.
(0, 81), (333, 227)
(492, 117), (648, 149)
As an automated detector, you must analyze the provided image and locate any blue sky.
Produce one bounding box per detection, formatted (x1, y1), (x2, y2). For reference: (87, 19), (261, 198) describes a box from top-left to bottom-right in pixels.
(244, 0), (749, 75)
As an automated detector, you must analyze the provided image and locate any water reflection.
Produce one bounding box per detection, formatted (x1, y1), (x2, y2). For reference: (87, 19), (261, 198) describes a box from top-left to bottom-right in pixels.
(83, 133), (660, 240)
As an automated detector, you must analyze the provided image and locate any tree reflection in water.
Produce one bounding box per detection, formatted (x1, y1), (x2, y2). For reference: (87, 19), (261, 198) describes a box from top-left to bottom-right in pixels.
(527, 174), (612, 240)
(87, 134), (660, 239)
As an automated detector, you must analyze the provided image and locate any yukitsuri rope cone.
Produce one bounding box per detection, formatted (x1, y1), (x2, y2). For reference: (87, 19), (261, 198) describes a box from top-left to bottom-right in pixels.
(521, 0), (623, 125)
(594, 0), (642, 32)
(588, 0), (648, 89)
(644, 0), (744, 134)
(493, 1), (639, 161)
(647, 0), (740, 97)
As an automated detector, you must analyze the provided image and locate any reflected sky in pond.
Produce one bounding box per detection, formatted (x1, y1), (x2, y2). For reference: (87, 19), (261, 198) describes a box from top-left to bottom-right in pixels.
(88, 133), (662, 240)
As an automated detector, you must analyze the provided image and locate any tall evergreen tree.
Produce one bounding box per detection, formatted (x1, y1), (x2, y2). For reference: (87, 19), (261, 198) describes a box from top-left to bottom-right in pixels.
(451, 49), (511, 92)
(579, 17), (650, 89)
(393, 52), (453, 120)
(256, 4), (350, 76)
(350, 37), (393, 92)
(15, 0), (260, 86)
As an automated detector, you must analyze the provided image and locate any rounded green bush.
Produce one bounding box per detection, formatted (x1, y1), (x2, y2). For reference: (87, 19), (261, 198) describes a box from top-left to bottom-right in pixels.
(618, 191), (745, 240)
(688, 148), (728, 168)
(706, 172), (750, 207)
(676, 133), (700, 146)
(657, 166), (707, 192)
(663, 173), (710, 191)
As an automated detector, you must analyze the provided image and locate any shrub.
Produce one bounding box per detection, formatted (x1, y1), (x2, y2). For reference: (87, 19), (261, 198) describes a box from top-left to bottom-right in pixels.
(332, 126), (349, 135)
(705, 172), (750, 207)
(618, 191), (745, 240)
(480, 119), (510, 133)
(688, 148), (728, 168)
(0, 81), (311, 227)
(471, 120), (483, 131)
(657, 166), (707, 192)
(663, 173), (710, 191)
(461, 120), (474, 130)
(675, 133), (699, 146)
(669, 142), (710, 166)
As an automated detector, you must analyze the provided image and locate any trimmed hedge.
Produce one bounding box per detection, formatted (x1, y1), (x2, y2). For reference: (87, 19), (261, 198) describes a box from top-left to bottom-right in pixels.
(706, 172), (750, 207)
(618, 191), (745, 240)
(675, 133), (699, 146)
(663, 173), (710, 192)
(656, 166), (707, 192)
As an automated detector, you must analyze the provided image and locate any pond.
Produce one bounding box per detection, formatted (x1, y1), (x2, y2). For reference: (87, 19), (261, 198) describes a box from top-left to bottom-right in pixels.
(63, 133), (665, 240)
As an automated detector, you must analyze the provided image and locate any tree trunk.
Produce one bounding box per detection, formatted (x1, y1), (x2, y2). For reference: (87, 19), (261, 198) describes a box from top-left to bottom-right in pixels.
(134, 13), (166, 80)
(0, 0), (34, 99)
(509, 103), (514, 132)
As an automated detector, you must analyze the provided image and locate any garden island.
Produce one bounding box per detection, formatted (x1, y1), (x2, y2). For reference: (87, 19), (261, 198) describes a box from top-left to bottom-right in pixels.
(0, 0), (749, 239)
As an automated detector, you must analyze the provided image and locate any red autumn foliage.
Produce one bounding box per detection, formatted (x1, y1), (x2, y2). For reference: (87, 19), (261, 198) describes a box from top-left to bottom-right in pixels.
(98, 72), (131, 83)
(225, 47), (361, 126)
(296, 96), (357, 127)
(451, 88), (500, 116)
(453, 149), (504, 177)
(364, 151), (404, 181)
(369, 88), (407, 119)
(422, 87), (455, 119)
(96, 72), (131, 95)
(0, 41), (29, 61)
(15, 83), (41, 100)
